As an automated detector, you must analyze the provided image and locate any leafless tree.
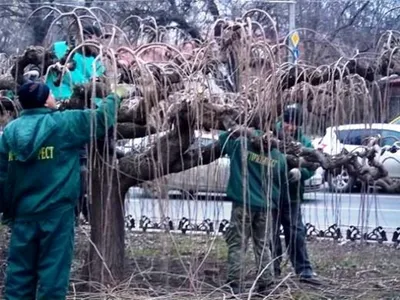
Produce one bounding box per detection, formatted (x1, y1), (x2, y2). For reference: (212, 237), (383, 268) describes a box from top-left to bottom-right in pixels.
(1, 1), (400, 289)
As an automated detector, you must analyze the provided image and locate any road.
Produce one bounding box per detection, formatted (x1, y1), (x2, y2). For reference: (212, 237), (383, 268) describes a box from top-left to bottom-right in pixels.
(125, 188), (400, 236)
(302, 191), (400, 236)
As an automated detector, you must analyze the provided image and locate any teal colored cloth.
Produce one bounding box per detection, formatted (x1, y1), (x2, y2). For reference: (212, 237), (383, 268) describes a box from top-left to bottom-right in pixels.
(4, 207), (75, 300)
(45, 41), (105, 101)
(94, 97), (103, 107)
(4, 90), (15, 100)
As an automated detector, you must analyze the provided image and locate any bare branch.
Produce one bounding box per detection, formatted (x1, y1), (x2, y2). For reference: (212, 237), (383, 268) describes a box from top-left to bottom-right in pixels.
(330, 1), (370, 40)
(119, 103), (196, 187)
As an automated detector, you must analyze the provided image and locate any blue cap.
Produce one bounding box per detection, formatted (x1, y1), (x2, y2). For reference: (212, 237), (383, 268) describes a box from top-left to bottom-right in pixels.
(18, 82), (50, 109)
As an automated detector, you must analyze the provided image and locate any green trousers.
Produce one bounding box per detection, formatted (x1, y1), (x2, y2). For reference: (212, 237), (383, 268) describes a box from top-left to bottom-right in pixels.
(4, 208), (75, 300)
(225, 202), (273, 285)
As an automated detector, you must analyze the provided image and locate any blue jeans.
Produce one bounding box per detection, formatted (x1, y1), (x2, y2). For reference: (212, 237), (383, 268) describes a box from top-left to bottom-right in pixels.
(270, 201), (312, 276)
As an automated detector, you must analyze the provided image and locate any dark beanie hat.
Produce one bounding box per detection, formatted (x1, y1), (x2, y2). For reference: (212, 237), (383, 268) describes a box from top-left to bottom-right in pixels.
(18, 82), (50, 109)
(283, 104), (303, 126)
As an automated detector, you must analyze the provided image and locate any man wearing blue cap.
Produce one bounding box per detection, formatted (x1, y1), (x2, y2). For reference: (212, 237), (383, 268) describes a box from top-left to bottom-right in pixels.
(0, 81), (128, 299)
(271, 104), (321, 285)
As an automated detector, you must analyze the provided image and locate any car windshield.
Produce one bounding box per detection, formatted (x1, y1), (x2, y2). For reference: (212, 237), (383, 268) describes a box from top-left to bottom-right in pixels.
(336, 129), (381, 145)
(381, 130), (400, 146)
(336, 128), (400, 146)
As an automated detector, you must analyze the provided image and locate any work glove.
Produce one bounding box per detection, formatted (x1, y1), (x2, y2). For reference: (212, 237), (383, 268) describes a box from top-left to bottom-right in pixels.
(112, 83), (132, 99)
(24, 70), (40, 81)
(288, 168), (302, 182)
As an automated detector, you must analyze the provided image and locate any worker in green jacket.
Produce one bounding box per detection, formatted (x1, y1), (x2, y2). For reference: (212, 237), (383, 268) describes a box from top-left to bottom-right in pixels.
(219, 126), (287, 296)
(0, 81), (129, 299)
(271, 104), (321, 285)
(45, 24), (121, 224)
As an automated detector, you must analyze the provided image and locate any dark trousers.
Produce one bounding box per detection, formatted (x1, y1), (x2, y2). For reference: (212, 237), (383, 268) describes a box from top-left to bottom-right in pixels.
(4, 208), (75, 299)
(270, 201), (312, 276)
(75, 162), (89, 223)
(225, 202), (273, 285)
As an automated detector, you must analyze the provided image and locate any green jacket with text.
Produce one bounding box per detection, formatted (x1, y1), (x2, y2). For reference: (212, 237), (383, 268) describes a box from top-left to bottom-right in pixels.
(0, 93), (120, 222)
(219, 130), (287, 210)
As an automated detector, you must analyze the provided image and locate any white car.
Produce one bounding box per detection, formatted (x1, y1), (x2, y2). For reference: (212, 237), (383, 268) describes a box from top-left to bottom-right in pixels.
(317, 123), (400, 192)
(124, 130), (324, 197)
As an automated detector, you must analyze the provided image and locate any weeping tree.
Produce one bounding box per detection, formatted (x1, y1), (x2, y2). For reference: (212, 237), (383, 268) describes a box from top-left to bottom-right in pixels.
(1, 8), (400, 287)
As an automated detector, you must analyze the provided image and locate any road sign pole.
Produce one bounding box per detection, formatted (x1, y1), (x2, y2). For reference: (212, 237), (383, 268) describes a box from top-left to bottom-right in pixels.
(288, 2), (296, 63)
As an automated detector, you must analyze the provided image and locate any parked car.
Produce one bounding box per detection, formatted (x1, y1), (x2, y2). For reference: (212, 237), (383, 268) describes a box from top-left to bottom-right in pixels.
(317, 123), (400, 193)
(123, 130), (325, 197)
(390, 115), (400, 124)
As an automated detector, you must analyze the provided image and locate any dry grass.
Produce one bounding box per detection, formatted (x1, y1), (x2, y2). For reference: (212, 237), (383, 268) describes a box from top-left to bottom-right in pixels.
(66, 230), (400, 299)
(1, 225), (399, 299)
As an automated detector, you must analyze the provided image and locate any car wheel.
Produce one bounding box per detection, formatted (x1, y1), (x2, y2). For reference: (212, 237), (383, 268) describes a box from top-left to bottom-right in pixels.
(328, 168), (355, 193)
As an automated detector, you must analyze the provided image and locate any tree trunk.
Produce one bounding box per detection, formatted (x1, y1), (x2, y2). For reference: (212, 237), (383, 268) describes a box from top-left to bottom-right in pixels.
(84, 153), (130, 285)
(82, 113), (221, 285)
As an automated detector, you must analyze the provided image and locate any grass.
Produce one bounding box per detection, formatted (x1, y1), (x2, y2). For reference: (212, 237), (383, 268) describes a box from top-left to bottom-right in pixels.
(1, 226), (400, 299)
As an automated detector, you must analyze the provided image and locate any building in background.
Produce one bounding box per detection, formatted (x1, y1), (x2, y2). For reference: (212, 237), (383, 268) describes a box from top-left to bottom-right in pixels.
(369, 76), (400, 123)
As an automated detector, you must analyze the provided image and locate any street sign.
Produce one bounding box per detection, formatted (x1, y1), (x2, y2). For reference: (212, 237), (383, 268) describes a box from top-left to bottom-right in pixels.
(291, 31), (300, 47)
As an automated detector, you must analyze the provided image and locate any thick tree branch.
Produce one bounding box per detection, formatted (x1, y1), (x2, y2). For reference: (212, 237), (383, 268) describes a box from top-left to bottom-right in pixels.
(258, 134), (400, 193)
(117, 122), (156, 139)
(280, 59), (377, 91)
(119, 103), (196, 187)
(206, 0), (220, 21)
(10, 46), (57, 86)
(169, 140), (222, 173)
(118, 97), (150, 125)
(0, 97), (19, 112)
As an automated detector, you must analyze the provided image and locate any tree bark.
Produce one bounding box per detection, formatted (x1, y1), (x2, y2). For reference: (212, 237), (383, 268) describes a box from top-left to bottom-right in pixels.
(84, 153), (130, 286)
(117, 122), (156, 139)
(0, 75), (16, 91)
(84, 105), (225, 285)
(119, 107), (196, 186)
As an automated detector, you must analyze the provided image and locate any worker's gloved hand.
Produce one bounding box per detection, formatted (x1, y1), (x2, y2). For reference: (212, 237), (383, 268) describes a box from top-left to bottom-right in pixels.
(288, 168), (302, 182)
(112, 83), (131, 99)
(24, 70), (40, 80)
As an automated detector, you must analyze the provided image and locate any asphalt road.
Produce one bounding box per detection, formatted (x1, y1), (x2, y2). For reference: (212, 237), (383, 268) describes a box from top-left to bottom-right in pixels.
(302, 191), (400, 236)
(126, 188), (400, 236)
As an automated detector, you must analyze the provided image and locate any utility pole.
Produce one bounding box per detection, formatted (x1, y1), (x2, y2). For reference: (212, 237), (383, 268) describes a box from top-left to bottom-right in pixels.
(288, 1), (297, 63)
(259, 1), (297, 63)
